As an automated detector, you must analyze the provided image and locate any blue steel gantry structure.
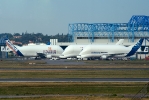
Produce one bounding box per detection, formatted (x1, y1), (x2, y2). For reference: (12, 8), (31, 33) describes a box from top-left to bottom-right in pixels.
(68, 15), (149, 42)
(0, 35), (7, 46)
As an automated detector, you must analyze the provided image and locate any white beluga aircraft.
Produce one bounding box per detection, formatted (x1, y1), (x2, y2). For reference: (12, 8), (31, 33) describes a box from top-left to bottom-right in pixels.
(59, 45), (85, 59)
(5, 38), (63, 60)
(59, 39), (124, 59)
(77, 38), (144, 59)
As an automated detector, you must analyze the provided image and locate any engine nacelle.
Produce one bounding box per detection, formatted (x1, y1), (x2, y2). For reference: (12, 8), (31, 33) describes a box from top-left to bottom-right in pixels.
(46, 55), (52, 58)
(101, 55), (107, 59)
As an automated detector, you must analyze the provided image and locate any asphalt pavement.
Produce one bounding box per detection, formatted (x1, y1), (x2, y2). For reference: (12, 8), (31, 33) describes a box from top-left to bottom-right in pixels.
(0, 78), (149, 82)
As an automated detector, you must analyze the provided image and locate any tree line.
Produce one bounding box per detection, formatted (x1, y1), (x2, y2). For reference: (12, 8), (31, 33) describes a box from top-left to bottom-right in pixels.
(0, 32), (70, 45)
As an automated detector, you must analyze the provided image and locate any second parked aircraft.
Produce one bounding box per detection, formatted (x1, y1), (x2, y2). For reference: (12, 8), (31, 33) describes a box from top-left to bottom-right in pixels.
(60, 39), (124, 59)
(77, 38), (144, 59)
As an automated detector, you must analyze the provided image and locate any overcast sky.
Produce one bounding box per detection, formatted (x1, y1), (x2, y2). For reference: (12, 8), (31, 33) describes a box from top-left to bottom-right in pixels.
(0, 0), (149, 35)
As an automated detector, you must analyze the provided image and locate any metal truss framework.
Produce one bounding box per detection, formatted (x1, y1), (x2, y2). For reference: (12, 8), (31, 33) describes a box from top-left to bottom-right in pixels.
(68, 15), (149, 42)
(0, 35), (7, 46)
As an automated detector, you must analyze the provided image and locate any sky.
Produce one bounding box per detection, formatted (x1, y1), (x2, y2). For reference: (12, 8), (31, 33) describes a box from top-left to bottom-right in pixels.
(0, 0), (149, 35)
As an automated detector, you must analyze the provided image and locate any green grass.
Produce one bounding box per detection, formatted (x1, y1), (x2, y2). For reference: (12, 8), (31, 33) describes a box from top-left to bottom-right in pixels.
(0, 97), (136, 100)
(0, 82), (148, 100)
(0, 60), (149, 99)
(0, 82), (147, 95)
(0, 70), (149, 78)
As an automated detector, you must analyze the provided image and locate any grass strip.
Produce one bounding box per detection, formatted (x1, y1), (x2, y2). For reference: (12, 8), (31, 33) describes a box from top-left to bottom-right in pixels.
(0, 82), (148, 96)
(0, 70), (149, 78)
(0, 97), (141, 100)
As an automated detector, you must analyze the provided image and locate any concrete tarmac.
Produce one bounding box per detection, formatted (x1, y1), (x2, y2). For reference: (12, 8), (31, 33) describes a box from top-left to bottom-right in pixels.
(1, 59), (149, 82)
(45, 59), (86, 65)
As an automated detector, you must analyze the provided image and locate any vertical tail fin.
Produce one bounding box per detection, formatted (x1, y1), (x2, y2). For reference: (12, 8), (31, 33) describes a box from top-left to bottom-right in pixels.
(5, 38), (24, 56)
(115, 39), (124, 45)
(126, 38), (144, 56)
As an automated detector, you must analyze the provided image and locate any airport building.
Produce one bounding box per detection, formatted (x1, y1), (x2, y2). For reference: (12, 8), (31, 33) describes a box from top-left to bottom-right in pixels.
(0, 36), (7, 58)
(57, 15), (149, 59)
(0, 15), (149, 59)
(57, 15), (149, 45)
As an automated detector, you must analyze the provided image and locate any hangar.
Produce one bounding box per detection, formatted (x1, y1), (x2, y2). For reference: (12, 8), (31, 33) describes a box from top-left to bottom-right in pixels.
(57, 15), (149, 45)
(57, 15), (149, 59)
(56, 15), (149, 47)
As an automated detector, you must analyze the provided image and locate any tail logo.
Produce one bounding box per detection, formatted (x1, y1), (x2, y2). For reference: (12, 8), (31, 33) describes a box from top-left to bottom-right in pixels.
(134, 41), (141, 47)
(5, 39), (24, 56)
(126, 38), (144, 57)
(6, 40), (18, 55)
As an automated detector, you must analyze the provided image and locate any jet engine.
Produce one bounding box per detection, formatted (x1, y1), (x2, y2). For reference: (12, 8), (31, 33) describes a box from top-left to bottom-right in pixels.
(101, 55), (107, 59)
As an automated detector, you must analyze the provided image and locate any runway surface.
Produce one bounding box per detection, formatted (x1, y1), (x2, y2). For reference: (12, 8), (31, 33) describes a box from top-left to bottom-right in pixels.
(46, 59), (86, 65)
(1, 59), (149, 82)
(0, 78), (149, 82)
(10, 59), (87, 65)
